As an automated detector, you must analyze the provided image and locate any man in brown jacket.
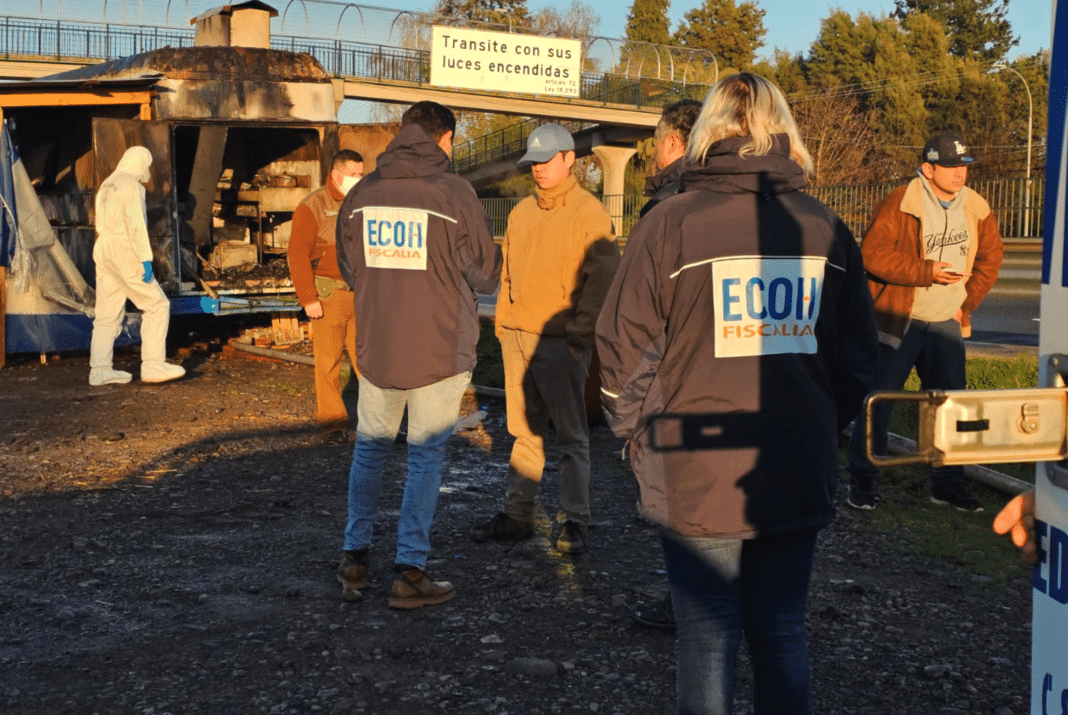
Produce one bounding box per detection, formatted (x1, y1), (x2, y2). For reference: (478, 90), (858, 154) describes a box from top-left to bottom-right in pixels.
(472, 123), (620, 554)
(287, 150), (364, 443)
(846, 131), (1003, 512)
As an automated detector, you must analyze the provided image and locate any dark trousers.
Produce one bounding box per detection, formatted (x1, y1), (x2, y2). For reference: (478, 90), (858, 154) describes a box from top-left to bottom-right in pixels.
(847, 318), (966, 488)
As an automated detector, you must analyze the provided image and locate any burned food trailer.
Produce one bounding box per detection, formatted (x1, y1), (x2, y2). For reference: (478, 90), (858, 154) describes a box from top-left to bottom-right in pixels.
(0, 1), (391, 355)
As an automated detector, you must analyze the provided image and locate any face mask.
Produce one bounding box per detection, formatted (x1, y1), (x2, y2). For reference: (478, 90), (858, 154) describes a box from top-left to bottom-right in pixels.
(340, 175), (361, 195)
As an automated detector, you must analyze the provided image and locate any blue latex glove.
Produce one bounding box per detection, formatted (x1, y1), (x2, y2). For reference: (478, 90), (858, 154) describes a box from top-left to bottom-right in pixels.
(142, 261), (153, 284)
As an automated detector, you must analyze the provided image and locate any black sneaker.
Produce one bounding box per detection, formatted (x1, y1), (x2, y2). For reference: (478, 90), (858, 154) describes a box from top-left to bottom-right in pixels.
(930, 484), (984, 512)
(554, 520), (587, 555)
(632, 598), (675, 630)
(846, 478), (877, 510)
(471, 512), (534, 542)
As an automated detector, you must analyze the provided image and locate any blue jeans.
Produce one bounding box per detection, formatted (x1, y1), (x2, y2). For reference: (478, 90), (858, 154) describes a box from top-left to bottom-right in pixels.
(847, 318), (966, 487)
(661, 527), (821, 715)
(343, 371), (470, 569)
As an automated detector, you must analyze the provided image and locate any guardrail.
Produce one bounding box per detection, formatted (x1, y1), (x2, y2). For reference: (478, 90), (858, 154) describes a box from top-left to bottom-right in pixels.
(991, 238), (1042, 298)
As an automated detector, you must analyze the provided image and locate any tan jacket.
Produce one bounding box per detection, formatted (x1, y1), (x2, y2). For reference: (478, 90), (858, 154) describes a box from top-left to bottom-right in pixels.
(495, 174), (620, 348)
(862, 179), (1003, 346)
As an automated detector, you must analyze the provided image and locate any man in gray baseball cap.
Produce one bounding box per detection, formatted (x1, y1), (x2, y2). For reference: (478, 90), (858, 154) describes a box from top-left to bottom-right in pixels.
(472, 123), (620, 555)
(516, 122), (576, 167)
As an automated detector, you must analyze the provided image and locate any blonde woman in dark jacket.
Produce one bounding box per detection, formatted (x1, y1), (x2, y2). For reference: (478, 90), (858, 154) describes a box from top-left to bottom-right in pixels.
(596, 73), (878, 715)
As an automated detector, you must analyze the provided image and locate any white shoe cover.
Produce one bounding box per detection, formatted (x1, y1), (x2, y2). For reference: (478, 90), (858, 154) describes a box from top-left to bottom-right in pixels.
(141, 362), (186, 383)
(89, 368), (133, 386)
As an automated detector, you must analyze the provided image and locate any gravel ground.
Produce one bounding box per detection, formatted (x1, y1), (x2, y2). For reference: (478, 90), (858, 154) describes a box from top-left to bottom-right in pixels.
(0, 337), (1034, 715)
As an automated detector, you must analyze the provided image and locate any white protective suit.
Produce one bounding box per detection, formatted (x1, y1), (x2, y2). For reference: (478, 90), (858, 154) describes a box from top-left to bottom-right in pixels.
(89, 146), (185, 385)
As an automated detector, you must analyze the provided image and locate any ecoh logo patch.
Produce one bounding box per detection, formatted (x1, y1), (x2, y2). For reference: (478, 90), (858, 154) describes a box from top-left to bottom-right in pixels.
(360, 207), (430, 271)
(711, 256), (826, 358)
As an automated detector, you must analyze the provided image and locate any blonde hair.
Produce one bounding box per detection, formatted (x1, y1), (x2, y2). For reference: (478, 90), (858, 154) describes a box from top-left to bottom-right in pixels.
(687, 72), (814, 175)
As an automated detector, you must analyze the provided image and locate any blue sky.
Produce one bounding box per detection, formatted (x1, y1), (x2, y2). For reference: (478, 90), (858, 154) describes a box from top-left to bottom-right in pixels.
(5, 0), (1053, 60)
(541, 0), (1053, 61)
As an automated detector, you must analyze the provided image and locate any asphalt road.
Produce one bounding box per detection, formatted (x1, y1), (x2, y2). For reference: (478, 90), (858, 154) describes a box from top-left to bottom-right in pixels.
(967, 293), (1040, 348)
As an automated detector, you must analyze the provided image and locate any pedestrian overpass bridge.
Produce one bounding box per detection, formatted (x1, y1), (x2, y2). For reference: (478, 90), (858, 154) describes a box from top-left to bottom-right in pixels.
(0, 14), (712, 199)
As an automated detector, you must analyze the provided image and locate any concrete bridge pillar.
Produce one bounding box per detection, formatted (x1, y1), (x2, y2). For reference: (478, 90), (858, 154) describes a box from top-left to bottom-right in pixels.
(592, 144), (637, 236)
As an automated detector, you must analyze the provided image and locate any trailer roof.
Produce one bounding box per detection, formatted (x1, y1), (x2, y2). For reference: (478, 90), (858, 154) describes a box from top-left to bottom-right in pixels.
(31, 46), (328, 84)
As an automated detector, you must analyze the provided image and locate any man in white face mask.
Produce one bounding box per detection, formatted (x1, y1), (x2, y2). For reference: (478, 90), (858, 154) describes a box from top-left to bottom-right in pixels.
(89, 145), (186, 386)
(287, 149), (364, 443)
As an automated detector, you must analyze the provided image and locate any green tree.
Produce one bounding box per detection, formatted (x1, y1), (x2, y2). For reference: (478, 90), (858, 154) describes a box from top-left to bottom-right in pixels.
(978, 53), (1049, 178)
(751, 49), (807, 96)
(620, 0), (672, 78)
(432, 0), (530, 28)
(672, 0), (766, 71)
(624, 0), (671, 46)
(892, 0), (1018, 61)
(806, 11), (930, 179)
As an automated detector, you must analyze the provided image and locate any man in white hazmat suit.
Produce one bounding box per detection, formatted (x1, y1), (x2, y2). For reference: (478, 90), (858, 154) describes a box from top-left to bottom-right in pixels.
(89, 146), (185, 386)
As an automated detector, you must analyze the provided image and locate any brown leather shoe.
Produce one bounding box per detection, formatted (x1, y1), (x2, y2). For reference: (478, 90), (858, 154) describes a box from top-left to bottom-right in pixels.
(388, 567), (455, 610)
(337, 550), (370, 602)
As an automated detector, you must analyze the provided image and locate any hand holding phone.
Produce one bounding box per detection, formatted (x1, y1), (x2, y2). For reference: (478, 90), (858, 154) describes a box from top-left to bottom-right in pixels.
(933, 262), (968, 284)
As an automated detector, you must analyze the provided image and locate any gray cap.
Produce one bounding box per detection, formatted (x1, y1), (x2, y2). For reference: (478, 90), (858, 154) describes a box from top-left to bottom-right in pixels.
(517, 123), (575, 168)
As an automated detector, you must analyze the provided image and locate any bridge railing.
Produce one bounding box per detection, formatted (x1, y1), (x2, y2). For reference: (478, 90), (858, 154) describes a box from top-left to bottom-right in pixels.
(0, 15), (710, 115)
(0, 15), (193, 59)
(454, 118), (594, 174)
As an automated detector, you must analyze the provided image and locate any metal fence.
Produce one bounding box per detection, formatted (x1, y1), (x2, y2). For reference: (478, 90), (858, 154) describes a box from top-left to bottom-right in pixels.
(807, 177), (1044, 239)
(481, 177), (1044, 240)
(0, 16), (193, 59)
(454, 119), (592, 174)
(482, 193), (648, 238)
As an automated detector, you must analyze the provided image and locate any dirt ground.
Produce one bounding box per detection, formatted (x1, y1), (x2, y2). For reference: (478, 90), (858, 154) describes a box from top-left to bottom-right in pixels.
(0, 324), (1035, 715)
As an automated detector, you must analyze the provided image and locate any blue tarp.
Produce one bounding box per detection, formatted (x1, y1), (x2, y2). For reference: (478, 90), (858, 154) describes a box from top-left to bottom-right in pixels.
(5, 313), (141, 354)
(0, 119), (18, 269)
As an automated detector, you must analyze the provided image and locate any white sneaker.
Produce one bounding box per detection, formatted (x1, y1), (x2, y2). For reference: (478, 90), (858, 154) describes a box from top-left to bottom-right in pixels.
(89, 368), (133, 386)
(141, 362), (186, 383)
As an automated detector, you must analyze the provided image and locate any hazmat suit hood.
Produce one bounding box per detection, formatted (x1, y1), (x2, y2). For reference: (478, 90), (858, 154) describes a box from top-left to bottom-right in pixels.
(94, 146), (154, 255)
(113, 146), (153, 183)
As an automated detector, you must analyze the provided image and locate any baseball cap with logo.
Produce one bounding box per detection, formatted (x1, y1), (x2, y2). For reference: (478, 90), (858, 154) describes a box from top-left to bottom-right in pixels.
(921, 132), (978, 167)
(517, 123), (575, 168)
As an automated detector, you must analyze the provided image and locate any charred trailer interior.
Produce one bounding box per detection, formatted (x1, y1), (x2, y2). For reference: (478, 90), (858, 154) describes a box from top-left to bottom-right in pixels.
(8, 110), (334, 300)
(0, 12), (349, 325)
(172, 123), (327, 297)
